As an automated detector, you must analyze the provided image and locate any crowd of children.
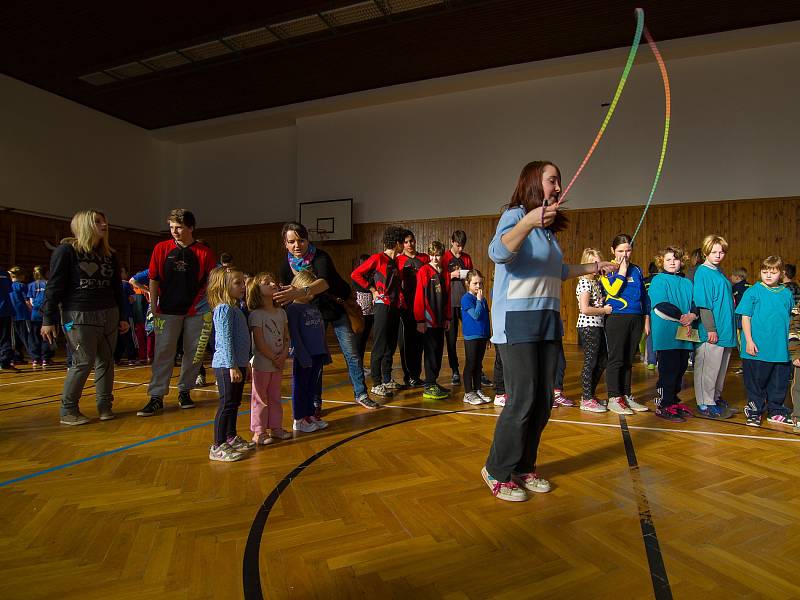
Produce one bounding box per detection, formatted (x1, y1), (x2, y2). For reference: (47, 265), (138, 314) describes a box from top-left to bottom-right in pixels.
(4, 209), (800, 472)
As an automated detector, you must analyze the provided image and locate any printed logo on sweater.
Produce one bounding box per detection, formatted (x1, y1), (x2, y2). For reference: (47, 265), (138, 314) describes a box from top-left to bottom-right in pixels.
(77, 253), (114, 290)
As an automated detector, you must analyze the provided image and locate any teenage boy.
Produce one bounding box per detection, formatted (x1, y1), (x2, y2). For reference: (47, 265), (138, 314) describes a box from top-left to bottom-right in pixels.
(137, 209), (217, 416)
(396, 229), (429, 388)
(415, 241), (451, 400)
(351, 226), (405, 397)
(442, 230), (473, 384)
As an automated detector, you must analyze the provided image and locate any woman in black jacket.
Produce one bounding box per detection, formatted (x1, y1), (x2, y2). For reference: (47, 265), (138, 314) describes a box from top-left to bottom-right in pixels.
(41, 210), (128, 425)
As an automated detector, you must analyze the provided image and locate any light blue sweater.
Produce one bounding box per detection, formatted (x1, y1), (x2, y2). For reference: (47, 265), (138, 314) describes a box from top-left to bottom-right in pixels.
(489, 207), (568, 345)
(212, 304), (251, 368)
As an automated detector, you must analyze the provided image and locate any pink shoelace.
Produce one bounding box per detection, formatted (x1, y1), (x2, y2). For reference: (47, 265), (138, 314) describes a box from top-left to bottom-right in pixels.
(492, 480), (521, 497)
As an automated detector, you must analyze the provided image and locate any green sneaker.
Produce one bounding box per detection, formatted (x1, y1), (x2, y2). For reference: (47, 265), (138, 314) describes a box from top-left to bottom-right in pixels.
(423, 384), (450, 399)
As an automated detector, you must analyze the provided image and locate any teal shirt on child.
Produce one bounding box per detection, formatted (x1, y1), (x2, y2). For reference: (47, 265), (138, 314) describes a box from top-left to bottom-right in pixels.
(648, 273), (694, 351)
(693, 264), (736, 347)
(735, 282), (794, 362)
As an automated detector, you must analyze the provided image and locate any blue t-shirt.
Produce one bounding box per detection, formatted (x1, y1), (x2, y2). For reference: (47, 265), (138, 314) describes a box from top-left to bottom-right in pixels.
(648, 273), (694, 351)
(461, 293), (490, 340)
(693, 264), (736, 348)
(735, 282), (793, 362)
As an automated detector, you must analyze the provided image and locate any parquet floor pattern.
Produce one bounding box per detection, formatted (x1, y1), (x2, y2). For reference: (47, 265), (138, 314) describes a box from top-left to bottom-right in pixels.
(1, 346), (800, 599)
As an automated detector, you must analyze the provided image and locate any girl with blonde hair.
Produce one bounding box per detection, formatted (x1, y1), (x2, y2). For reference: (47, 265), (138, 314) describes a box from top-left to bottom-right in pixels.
(207, 266), (254, 461)
(40, 210), (128, 425)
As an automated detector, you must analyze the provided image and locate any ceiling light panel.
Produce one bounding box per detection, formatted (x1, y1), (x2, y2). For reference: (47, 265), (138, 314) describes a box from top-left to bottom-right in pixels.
(142, 51), (191, 71)
(323, 2), (384, 26)
(78, 72), (117, 86)
(180, 40), (233, 61)
(271, 14), (330, 39)
(106, 62), (152, 79)
(223, 27), (278, 50)
(386, 0), (444, 14)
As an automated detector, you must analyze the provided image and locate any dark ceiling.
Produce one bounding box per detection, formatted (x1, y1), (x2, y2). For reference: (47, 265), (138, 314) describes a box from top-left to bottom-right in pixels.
(2, 1), (799, 130)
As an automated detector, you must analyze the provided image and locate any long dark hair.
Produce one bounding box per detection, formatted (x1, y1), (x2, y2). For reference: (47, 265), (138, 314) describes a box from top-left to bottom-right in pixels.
(507, 161), (568, 232)
(281, 221), (309, 241)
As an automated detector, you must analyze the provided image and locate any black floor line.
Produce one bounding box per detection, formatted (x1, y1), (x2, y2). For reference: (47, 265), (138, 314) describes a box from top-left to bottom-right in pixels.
(242, 407), (476, 600)
(619, 415), (673, 600)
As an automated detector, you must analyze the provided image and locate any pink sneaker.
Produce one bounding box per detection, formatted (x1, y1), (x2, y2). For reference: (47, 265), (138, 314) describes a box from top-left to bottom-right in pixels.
(552, 389), (575, 408)
(580, 398), (608, 413)
(493, 393), (507, 407)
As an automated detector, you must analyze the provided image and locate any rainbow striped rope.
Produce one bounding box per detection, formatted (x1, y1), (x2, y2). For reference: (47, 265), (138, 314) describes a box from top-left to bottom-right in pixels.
(631, 26), (671, 244)
(559, 8), (645, 204)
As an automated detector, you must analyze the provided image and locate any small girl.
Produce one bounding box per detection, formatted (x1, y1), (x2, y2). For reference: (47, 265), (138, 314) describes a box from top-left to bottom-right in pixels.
(575, 248), (612, 413)
(27, 265), (52, 366)
(208, 266), (255, 462)
(286, 270), (331, 433)
(247, 272), (292, 445)
(461, 269), (492, 405)
(648, 246), (696, 422)
(600, 234), (650, 414)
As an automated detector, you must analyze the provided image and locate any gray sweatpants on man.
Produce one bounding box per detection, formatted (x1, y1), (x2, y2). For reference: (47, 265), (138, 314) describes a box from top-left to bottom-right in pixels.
(693, 342), (732, 406)
(61, 307), (119, 416)
(147, 312), (210, 398)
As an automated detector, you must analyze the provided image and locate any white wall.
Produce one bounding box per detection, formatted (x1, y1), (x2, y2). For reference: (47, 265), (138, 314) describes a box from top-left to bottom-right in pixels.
(296, 41), (800, 222)
(0, 74), (165, 231)
(174, 126), (296, 228)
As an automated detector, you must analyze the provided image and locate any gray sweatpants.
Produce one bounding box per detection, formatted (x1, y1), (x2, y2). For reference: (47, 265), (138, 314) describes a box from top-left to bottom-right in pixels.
(693, 342), (732, 406)
(147, 312), (211, 397)
(61, 307), (119, 416)
(789, 364), (800, 418)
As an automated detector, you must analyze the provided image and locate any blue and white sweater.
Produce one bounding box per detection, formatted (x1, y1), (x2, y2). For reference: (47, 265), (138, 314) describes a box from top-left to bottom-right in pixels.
(489, 207), (568, 345)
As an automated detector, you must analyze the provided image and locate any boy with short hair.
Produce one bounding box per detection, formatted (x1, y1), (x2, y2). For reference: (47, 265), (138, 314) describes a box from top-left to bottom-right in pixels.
(415, 241), (451, 400)
(736, 256), (795, 426)
(351, 226), (405, 397)
(442, 230), (473, 384)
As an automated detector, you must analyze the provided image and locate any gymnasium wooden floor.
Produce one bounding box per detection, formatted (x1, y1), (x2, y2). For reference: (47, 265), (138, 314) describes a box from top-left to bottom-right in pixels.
(1, 344), (799, 600)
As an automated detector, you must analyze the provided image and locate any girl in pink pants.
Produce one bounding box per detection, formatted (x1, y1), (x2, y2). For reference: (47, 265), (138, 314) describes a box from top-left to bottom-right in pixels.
(247, 273), (292, 445)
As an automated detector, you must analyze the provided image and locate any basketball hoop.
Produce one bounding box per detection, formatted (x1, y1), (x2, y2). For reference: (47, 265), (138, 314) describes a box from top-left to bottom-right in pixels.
(309, 228), (330, 242)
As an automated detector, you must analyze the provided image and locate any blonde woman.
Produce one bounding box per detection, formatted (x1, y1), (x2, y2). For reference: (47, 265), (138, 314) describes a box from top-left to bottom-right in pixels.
(41, 210), (128, 425)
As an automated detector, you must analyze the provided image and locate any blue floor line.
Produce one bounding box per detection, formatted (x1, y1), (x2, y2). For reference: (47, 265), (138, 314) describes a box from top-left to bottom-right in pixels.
(0, 379), (355, 489)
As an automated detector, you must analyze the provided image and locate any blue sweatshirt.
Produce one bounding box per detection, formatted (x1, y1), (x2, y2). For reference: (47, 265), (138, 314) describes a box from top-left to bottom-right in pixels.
(600, 263), (650, 315)
(0, 271), (12, 318)
(489, 207), (568, 345)
(211, 304), (251, 369)
(28, 280), (47, 322)
(461, 293), (490, 340)
(10, 281), (31, 321)
(286, 302), (329, 368)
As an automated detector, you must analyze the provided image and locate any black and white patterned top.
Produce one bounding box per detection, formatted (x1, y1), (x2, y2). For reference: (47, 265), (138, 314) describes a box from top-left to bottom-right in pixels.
(575, 278), (605, 328)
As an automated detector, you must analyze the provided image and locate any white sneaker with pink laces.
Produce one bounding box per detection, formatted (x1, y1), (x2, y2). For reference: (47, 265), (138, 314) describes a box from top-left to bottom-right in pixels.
(481, 467), (527, 502)
(512, 471), (552, 493)
(493, 394), (507, 407)
(580, 398), (608, 413)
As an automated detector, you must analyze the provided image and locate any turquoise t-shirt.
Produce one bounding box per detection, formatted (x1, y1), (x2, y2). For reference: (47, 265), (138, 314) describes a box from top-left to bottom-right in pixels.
(693, 264), (736, 347)
(735, 282), (793, 362)
(648, 273), (694, 351)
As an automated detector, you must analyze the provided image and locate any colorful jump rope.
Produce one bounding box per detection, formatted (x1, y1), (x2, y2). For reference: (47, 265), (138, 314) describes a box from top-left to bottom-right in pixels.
(555, 8), (671, 245)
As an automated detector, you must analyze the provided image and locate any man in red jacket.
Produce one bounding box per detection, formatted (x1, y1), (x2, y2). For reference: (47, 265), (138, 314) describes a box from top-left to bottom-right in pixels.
(442, 230), (473, 385)
(351, 226), (405, 398)
(396, 229), (429, 388)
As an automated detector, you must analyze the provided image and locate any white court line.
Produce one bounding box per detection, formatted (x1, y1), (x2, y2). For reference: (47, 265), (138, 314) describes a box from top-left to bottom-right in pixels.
(0, 365), (149, 388)
(113, 380), (222, 393)
(320, 399), (800, 444)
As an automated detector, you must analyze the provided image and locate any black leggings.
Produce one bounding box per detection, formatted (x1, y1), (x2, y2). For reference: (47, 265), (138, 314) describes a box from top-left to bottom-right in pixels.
(463, 338), (488, 392)
(446, 306), (462, 372)
(604, 314), (644, 398)
(578, 327), (607, 400)
(214, 367), (245, 446)
(657, 349), (690, 407)
(486, 341), (558, 482)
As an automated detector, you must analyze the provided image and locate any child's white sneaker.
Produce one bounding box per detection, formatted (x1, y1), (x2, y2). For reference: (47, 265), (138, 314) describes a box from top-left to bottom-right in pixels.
(293, 418), (319, 433)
